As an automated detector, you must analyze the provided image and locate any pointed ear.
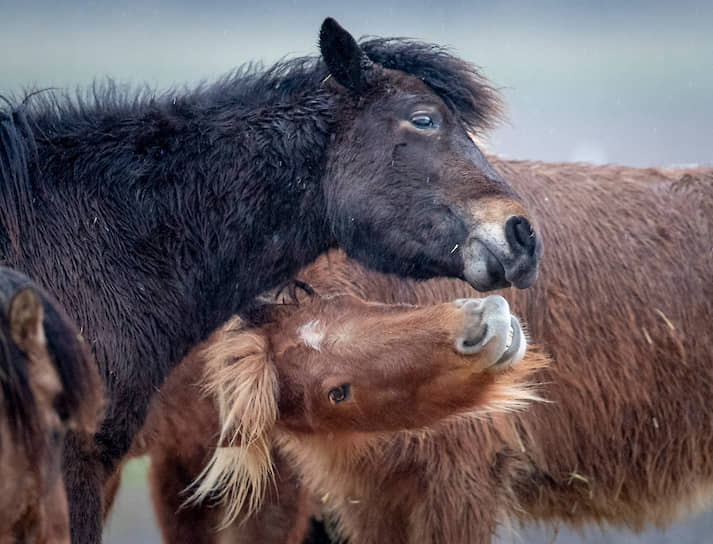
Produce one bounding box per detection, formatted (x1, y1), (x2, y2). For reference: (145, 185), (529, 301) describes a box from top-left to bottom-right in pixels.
(319, 17), (373, 94)
(8, 287), (63, 424)
(7, 287), (45, 353)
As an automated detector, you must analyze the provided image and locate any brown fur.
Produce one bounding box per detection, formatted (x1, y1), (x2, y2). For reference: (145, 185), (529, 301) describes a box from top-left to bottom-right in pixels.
(1, 284), (103, 544)
(284, 160), (713, 541)
(110, 288), (542, 543)
(124, 158), (712, 542)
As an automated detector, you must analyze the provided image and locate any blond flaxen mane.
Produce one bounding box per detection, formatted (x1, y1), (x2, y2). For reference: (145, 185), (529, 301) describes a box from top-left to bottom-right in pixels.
(189, 317), (279, 527)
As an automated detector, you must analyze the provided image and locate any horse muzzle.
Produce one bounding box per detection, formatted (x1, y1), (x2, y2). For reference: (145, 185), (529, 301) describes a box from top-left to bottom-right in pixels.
(461, 215), (542, 291)
(453, 295), (527, 368)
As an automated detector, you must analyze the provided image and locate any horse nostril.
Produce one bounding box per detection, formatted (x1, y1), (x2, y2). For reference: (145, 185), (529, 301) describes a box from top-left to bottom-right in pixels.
(505, 216), (536, 255)
(461, 324), (488, 349)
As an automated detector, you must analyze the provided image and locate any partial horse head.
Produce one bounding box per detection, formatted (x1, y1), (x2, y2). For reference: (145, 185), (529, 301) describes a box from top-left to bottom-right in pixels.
(190, 291), (538, 524)
(319, 18), (542, 290)
(0, 268), (103, 543)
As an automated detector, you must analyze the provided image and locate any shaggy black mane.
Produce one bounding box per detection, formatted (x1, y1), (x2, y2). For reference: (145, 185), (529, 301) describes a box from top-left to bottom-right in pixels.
(2, 36), (502, 135)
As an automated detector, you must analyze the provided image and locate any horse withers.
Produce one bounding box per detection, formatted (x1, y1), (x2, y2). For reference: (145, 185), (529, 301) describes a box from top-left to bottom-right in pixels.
(0, 268), (102, 543)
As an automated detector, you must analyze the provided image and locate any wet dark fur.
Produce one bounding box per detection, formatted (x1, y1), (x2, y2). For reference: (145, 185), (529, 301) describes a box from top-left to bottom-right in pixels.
(0, 19), (516, 542)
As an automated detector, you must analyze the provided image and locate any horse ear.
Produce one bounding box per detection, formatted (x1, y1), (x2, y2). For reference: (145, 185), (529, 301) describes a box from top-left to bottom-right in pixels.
(7, 287), (45, 353)
(7, 287), (63, 421)
(319, 17), (373, 94)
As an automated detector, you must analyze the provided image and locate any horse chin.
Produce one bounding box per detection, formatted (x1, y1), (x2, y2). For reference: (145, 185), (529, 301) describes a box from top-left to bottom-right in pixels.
(462, 230), (541, 290)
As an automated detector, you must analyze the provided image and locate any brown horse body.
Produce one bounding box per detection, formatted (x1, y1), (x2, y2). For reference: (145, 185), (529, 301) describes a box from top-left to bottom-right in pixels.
(289, 160), (713, 540)
(108, 290), (539, 543)
(118, 159), (713, 542)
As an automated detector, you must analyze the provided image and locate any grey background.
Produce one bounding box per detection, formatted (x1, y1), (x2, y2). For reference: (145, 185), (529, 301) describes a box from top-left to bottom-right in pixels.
(2, 1), (712, 542)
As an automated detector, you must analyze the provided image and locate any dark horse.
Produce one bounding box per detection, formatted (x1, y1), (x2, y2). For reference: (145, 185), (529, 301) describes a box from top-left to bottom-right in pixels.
(0, 18), (541, 542)
(0, 267), (102, 543)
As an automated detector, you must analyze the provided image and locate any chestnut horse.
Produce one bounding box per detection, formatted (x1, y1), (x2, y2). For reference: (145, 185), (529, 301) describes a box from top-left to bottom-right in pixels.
(137, 159), (712, 542)
(105, 290), (544, 543)
(0, 18), (541, 541)
(0, 268), (102, 543)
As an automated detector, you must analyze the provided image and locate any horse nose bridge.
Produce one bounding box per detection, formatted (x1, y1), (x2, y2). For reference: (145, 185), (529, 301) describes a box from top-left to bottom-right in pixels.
(465, 196), (541, 255)
(465, 196), (530, 229)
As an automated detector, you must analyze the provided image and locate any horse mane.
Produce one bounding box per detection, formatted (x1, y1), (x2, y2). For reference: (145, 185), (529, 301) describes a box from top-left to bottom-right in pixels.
(0, 103), (38, 257)
(1, 36), (502, 135)
(189, 318), (279, 527)
(40, 291), (103, 433)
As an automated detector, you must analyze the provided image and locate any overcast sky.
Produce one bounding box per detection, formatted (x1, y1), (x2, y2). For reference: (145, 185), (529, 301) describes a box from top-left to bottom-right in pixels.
(1, 0), (711, 167)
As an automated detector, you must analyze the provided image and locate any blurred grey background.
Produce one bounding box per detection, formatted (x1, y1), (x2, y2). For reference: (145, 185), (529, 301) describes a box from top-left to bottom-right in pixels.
(1, 1), (712, 542)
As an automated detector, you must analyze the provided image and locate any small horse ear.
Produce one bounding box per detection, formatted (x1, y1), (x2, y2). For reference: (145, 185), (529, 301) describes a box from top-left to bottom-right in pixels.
(7, 287), (45, 352)
(7, 287), (63, 421)
(319, 17), (373, 94)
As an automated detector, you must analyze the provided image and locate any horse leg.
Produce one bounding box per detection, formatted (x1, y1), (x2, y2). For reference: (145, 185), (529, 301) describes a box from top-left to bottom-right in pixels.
(62, 431), (105, 544)
(227, 451), (315, 544)
(148, 447), (313, 544)
(147, 450), (222, 544)
(73, 358), (173, 541)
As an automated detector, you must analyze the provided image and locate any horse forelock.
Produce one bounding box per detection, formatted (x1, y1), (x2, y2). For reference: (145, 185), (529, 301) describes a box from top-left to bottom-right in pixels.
(360, 37), (504, 133)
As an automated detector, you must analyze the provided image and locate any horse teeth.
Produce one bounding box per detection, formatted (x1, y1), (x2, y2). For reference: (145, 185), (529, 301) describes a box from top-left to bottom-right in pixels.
(505, 325), (513, 349)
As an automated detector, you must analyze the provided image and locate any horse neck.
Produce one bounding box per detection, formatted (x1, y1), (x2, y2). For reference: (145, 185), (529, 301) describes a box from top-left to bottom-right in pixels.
(15, 91), (337, 375)
(181, 99), (336, 329)
(275, 430), (383, 493)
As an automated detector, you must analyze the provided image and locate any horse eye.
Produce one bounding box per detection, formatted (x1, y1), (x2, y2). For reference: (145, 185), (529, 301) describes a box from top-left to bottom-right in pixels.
(410, 114), (435, 129)
(328, 384), (351, 404)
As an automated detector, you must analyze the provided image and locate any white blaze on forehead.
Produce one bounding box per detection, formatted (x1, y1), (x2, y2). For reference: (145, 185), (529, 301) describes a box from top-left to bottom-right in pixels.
(297, 320), (325, 351)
